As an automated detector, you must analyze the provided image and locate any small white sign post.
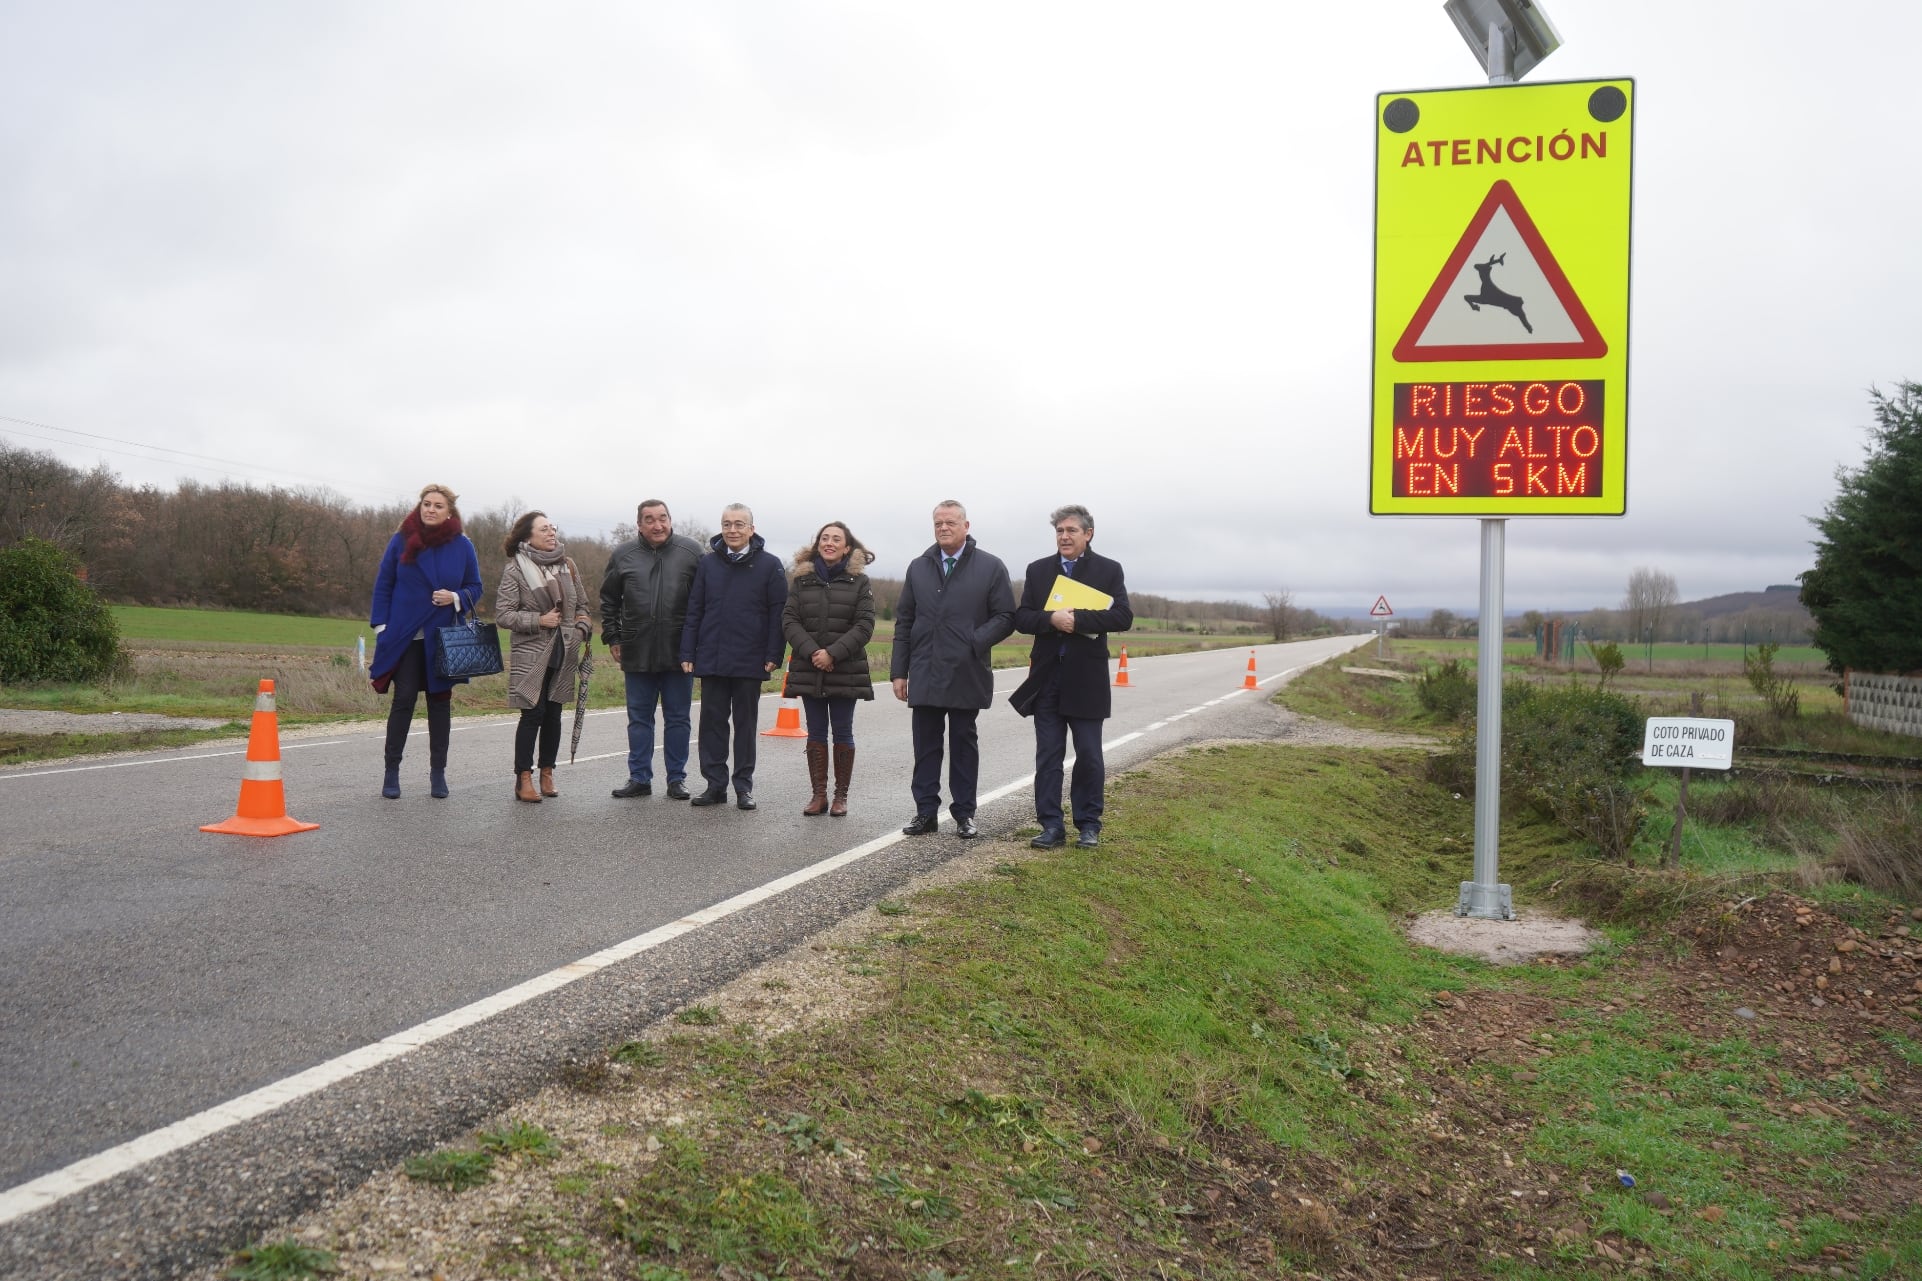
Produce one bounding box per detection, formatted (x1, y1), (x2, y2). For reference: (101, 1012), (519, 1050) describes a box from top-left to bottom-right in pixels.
(1371, 596), (1393, 658)
(1641, 713), (1734, 868)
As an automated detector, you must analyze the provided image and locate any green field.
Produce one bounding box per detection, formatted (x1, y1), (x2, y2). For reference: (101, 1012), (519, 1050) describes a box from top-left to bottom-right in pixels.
(1287, 638), (1916, 761)
(112, 605), (373, 649)
(1391, 636), (1825, 669)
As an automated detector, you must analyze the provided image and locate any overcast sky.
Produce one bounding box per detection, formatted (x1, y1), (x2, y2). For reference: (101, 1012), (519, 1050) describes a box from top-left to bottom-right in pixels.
(3, 1), (1917, 615)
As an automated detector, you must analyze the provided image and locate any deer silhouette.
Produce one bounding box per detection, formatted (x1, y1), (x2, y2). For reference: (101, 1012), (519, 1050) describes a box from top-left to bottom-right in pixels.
(1463, 252), (1532, 333)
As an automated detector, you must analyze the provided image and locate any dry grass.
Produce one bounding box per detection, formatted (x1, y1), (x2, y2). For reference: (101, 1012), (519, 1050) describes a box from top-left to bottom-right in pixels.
(1825, 783), (1922, 896)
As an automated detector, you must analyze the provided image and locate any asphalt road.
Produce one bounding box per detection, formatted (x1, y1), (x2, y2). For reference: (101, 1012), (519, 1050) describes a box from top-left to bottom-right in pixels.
(0, 634), (1367, 1277)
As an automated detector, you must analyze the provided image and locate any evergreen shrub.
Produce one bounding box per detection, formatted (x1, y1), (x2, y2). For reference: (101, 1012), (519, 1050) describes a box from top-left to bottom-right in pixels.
(0, 537), (126, 684)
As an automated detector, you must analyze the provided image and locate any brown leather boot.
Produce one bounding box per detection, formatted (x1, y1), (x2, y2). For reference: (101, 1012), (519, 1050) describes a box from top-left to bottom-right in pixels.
(515, 770), (541, 803)
(539, 767), (559, 798)
(830, 744), (854, 817)
(802, 743), (829, 816)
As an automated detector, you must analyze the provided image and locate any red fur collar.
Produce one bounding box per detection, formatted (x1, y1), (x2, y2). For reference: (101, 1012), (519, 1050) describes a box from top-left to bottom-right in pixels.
(399, 509), (462, 563)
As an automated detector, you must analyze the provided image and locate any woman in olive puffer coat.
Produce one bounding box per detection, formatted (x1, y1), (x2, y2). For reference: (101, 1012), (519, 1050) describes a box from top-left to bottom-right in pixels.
(780, 522), (876, 816)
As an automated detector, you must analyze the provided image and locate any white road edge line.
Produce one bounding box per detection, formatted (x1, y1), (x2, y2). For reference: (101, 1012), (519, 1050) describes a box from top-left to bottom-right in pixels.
(0, 649), (1311, 1223)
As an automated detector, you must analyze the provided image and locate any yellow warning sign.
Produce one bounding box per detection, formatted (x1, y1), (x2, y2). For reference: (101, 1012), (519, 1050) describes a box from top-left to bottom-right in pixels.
(1372, 79), (1632, 515)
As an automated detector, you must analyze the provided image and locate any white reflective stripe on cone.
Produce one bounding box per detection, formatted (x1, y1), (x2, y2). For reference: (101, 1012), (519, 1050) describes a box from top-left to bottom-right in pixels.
(240, 760), (284, 781)
(253, 692), (276, 711)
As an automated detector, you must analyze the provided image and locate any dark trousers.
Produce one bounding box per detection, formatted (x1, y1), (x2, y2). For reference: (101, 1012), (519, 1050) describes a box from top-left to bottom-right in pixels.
(801, 696), (857, 746)
(910, 705), (979, 820)
(1033, 673), (1106, 834)
(698, 676), (763, 794)
(383, 639), (451, 769)
(513, 666), (563, 774)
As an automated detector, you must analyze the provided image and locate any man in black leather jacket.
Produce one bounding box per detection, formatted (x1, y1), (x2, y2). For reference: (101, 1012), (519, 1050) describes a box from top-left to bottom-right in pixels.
(600, 499), (704, 800)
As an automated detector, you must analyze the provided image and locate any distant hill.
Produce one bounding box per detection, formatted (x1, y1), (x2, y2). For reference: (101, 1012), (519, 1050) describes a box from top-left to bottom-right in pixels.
(1663, 584), (1811, 644)
(1677, 584), (1806, 621)
(1332, 584), (1816, 643)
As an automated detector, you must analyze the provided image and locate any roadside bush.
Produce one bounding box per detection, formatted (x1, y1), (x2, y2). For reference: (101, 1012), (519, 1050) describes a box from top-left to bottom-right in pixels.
(0, 537), (126, 684)
(1744, 642), (1801, 720)
(1415, 658), (1475, 722)
(1501, 682), (1649, 859)
(1586, 639), (1626, 691)
(1424, 682), (1650, 858)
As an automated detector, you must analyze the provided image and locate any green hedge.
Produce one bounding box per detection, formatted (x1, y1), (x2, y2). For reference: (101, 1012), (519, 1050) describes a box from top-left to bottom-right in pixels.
(0, 538), (126, 684)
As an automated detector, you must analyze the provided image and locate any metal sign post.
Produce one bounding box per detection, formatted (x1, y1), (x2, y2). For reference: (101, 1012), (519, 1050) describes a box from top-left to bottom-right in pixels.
(1371, 5), (1632, 919)
(1463, 516), (1511, 917)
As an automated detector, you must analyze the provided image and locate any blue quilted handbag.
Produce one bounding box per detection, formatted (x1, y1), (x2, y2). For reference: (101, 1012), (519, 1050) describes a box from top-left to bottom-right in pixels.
(434, 610), (504, 679)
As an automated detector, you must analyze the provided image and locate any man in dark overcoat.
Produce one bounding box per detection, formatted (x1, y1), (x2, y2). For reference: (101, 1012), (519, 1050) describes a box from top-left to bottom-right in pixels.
(1010, 504), (1133, 849)
(890, 499), (1015, 839)
(680, 504), (787, 810)
(601, 498), (704, 800)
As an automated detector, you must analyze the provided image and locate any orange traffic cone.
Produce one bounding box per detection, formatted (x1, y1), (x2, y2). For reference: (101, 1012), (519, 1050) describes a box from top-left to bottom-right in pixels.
(1114, 645), (1132, 688)
(1241, 649), (1259, 690)
(762, 667), (807, 738)
(201, 680), (319, 837)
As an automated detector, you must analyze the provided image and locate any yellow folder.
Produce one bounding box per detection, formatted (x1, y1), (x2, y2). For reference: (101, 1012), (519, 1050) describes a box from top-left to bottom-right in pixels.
(1046, 573), (1113, 611)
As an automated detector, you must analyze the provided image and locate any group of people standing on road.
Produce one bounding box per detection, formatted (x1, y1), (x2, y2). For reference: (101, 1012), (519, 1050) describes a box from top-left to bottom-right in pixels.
(367, 486), (1131, 849)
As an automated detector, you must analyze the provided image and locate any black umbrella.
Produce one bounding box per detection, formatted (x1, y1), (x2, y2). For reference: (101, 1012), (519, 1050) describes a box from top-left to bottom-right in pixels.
(568, 637), (595, 764)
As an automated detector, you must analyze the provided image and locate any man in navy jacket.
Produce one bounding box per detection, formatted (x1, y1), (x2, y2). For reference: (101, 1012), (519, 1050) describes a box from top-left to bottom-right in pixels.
(1010, 505), (1133, 849)
(680, 504), (787, 810)
(890, 500), (1016, 838)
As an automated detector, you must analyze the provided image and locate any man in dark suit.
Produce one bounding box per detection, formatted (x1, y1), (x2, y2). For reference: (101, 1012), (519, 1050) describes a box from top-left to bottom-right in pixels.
(891, 500), (1016, 839)
(1010, 505), (1133, 849)
(679, 504), (787, 811)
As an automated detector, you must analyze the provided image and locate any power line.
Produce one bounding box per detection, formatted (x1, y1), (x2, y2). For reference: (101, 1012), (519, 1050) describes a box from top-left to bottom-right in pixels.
(0, 414), (396, 502)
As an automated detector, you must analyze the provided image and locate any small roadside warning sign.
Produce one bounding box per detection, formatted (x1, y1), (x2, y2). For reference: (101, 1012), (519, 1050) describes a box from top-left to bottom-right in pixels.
(1392, 180), (1606, 362)
(1370, 596), (1393, 617)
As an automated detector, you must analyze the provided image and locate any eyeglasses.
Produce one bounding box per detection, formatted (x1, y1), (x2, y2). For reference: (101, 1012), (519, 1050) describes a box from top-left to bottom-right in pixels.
(720, 521), (750, 531)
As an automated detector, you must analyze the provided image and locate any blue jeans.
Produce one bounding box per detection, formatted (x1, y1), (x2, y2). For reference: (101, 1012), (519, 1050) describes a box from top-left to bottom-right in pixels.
(623, 669), (694, 784)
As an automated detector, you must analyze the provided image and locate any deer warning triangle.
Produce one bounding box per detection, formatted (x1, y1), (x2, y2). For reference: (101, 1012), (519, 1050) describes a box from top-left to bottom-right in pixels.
(1393, 180), (1607, 363)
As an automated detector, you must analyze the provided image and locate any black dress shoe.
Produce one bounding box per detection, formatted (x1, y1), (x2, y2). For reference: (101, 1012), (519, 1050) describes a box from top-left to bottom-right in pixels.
(954, 816), (979, 840)
(611, 779), (652, 798)
(1076, 826), (1101, 849)
(901, 814), (938, 836)
(1030, 828), (1066, 849)
(736, 790), (756, 811)
(665, 780), (691, 800)
(689, 789), (728, 807)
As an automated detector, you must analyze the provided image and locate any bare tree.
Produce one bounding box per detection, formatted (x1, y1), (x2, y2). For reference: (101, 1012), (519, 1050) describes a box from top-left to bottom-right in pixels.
(1621, 566), (1680, 642)
(1261, 590), (1295, 642)
(1428, 607), (1458, 638)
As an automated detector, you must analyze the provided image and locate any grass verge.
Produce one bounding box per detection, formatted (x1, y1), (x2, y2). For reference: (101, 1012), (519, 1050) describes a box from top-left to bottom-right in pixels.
(266, 730), (1919, 1279)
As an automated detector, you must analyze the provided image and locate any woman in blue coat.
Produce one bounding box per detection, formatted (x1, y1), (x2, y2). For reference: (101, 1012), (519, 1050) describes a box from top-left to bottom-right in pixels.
(369, 483), (485, 799)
